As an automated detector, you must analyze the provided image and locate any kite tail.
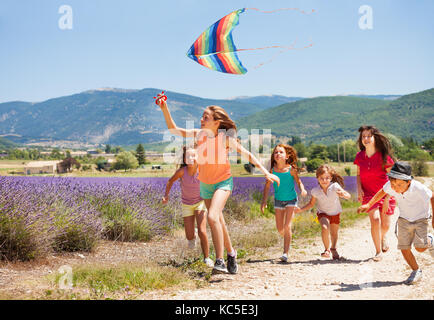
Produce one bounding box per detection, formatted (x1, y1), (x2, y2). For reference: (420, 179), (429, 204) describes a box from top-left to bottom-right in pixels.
(245, 7), (315, 15)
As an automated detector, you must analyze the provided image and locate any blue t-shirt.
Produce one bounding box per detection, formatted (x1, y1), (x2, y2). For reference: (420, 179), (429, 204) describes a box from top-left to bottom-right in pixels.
(272, 168), (297, 201)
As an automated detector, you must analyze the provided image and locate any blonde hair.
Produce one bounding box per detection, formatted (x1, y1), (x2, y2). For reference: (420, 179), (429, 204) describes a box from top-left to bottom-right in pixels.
(316, 164), (345, 188)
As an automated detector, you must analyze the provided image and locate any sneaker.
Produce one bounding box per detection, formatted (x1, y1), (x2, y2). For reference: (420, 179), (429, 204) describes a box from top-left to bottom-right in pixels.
(404, 269), (422, 285)
(280, 253), (288, 263)
(187, 238), (196, 250)
(203, 257), (214, 268)
(227, 250), (238, 274)
(428, 234), (434, 258)
(212, 259), (228, 274)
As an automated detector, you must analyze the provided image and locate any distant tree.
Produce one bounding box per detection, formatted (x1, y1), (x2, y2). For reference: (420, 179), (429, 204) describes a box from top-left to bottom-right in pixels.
(114, 146), (124, 154)
(305, 158), (324, 172)
(50, 148), (63, 160)
(105, 144), (112, 154)
(59, 157), (81, 173)
(309, 144), (329, 161)
(113, 151), (139, 172)
(293, 143), (307, 158)
(412, 159), (429, 177)
(136, 144), (146, 165)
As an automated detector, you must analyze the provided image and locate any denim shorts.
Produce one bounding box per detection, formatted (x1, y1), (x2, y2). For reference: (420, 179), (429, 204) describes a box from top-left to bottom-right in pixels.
(200, 177), (233, 200)
(274, 198), (298, 210)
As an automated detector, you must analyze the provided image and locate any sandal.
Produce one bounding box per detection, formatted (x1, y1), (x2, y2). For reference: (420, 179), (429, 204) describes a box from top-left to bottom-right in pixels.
(321, 249), (330, 258)
(382, 238), (389, 253)
(330, 248), (340, 260)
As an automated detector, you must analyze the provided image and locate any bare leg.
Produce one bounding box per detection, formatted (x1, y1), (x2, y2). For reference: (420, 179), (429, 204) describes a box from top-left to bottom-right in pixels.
(319, 217), (331, 251)
(282, 207), (295, 254)
(330, 223), (339, 250)
(183, 216), (196, 241)
(368, 208), (382, 255)
(204, 189), (231, 260)
(195, 210), (209, 258)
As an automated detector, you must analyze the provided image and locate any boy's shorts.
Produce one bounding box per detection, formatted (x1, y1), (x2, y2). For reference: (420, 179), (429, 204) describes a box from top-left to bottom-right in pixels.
(317, 212), (341, 225)
(274, 198), (298, 210)
(396, 217), (430, 250)
(181, 200), (207, 218)
(200, 177), (233, 200)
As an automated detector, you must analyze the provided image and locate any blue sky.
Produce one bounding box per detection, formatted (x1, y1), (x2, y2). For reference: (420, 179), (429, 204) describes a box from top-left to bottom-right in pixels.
(1, 0), (433, 103)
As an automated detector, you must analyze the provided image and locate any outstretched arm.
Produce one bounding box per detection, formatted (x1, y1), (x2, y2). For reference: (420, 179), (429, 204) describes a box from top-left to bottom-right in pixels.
(162, 168), (184, 204)
(357, 188), (387, 213)
(294, 196), (316, 214)
(291, 168), (307, 197)
(228, 137), (280, 186)
(156, 99), (200, 138)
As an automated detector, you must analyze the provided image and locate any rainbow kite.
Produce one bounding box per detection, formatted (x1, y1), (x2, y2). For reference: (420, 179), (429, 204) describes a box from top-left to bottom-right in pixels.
(186, 8), (315, 75)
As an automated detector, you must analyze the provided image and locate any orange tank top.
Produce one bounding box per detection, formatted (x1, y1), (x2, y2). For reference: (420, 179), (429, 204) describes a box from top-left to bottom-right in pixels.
(197, 131), (232, 184)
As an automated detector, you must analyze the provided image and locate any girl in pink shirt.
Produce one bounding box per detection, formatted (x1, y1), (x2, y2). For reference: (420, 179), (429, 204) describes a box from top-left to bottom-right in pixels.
(354, 125), (396, 261)
(162, 145), (214, 267)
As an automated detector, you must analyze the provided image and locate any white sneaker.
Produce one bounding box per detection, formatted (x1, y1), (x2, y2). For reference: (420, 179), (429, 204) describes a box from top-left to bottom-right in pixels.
(187, 238), (196, 250)
(428, 234), (434, 258)
(404, 269), (422, 285)
(280, 253), (288, 263)
(203, 257), (214, 268)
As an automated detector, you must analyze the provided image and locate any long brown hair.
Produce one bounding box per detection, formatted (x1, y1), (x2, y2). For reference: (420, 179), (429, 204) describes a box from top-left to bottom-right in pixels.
(357, 125), (394, 170)
(206, 105), (237, 137)
(270, 144), (298, 172)
(316, 164), (345, 188)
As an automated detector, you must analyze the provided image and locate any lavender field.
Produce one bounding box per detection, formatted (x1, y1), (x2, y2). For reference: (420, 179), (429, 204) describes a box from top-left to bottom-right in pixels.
(0, 176), (357, 261)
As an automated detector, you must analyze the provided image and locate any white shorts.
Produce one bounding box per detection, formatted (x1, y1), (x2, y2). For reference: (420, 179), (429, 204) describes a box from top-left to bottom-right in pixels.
(181, 200), (207, 218)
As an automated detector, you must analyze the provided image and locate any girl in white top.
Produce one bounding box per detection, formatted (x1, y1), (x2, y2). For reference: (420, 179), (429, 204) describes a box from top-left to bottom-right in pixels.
(295, 165), (351, 259)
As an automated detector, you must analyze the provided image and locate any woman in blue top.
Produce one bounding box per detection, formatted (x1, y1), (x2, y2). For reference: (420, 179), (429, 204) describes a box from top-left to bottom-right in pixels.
(261, 144), (307, 262)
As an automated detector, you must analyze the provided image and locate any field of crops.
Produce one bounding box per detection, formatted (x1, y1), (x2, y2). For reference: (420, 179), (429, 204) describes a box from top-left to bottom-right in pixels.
(0, 176), (357, 261)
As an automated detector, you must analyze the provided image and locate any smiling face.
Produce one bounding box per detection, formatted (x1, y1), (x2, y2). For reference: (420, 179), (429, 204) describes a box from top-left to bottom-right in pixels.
(184, 148), (197, 166)
(317, 171), (332, 189)
(200, 108), (220, 132)
(361, 129), (375, 148)
(273, 146), (289, 163)
(389, 177), (411, 194)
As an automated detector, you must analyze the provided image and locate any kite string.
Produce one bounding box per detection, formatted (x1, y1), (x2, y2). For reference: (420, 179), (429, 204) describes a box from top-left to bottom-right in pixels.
(245, 7), (315, 15)
(239, 8), (315, 70)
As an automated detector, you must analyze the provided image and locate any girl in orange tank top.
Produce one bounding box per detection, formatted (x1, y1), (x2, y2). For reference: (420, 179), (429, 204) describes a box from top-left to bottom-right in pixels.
(156, 97), (280, 275)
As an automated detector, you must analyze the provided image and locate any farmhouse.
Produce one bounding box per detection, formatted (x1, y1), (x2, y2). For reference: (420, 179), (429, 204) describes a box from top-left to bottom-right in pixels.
(24, 161), (61, 175)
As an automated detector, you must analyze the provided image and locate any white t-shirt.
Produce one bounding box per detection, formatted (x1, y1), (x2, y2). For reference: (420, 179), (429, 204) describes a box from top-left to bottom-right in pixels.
(311, 182), (343, 216)
(383, 180), (432, 222)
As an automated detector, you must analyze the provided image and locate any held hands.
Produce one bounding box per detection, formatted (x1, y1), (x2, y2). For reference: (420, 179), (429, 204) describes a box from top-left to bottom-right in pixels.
(162, 195), (169, 204)
(357, 204), (370, 213)
(266, 173), (280, 186)
(293, 206), (302, 214)
(260, 202), (267, 214)
(300, 189), (307, 197)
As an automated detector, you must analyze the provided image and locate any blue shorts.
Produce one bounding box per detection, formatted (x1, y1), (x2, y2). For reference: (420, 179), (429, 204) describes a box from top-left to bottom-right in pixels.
(274, 198), (298, 210)
(200, 177), (233, 199)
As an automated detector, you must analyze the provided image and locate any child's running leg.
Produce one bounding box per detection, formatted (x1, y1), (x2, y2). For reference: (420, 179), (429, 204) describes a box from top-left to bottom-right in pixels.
(380, 209), (391, 252)
(368, 208), (382, 259)
(205, 189), (231, 259)
(319, 217), (331, 253)
(183, 216), (196, 241)
(330, 223), (340, 259)
(195, 210), (209, 258)
(282, 207), (295, 256)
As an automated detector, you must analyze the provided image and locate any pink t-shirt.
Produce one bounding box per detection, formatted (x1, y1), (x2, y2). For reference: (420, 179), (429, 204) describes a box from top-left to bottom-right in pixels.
(354, 151), (394, 201)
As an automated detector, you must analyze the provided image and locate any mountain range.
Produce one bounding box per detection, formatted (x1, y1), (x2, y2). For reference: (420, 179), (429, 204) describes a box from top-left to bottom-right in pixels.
(0, 87), (431, 148)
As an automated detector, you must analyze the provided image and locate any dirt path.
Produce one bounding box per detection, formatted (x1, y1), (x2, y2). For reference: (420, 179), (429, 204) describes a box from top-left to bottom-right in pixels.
(147, 210), (433, 300)
(1, 178), (433, 300)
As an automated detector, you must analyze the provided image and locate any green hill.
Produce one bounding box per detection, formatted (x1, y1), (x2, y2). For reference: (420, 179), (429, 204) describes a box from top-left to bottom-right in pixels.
(236, 89), (434, 144)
